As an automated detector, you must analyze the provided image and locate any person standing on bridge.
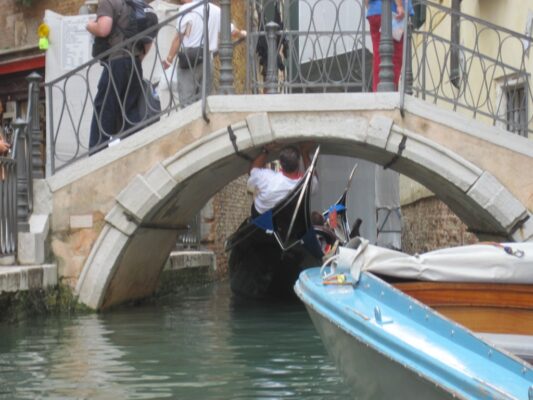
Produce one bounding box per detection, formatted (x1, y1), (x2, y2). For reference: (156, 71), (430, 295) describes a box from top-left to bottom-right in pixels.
(86, 0), (158, 152)
(365, 0), (414, 92)
(247, 143), (317, 218)
(162, 0), (246, 108)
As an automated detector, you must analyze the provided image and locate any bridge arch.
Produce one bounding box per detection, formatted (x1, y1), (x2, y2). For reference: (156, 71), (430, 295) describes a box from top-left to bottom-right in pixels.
(67, 93), (533, 309)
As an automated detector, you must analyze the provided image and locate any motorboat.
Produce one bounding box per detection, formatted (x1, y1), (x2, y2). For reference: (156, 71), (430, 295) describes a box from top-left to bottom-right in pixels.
(295, 240), (533, 398)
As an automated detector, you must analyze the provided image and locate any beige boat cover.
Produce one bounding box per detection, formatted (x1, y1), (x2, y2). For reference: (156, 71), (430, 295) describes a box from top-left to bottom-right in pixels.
(339, 239), (533, 284)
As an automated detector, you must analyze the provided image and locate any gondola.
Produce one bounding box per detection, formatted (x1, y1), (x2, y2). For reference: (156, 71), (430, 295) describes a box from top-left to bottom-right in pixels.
(225, 148), (360, 299)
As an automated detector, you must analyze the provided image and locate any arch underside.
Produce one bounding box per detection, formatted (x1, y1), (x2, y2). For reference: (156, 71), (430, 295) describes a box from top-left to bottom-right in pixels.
(74, 100), (533, 310)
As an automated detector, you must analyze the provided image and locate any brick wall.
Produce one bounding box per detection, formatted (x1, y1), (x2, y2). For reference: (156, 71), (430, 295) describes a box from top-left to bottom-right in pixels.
(207, 175), (252, 277)
(402, 196), (478, 255)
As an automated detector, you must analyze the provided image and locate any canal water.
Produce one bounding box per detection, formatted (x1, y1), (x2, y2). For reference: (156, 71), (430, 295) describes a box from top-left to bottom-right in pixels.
(0, 281), (351, 399)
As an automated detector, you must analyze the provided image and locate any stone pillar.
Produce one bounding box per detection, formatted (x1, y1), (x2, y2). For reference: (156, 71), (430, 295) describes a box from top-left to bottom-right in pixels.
(264, 22), (280, 94)
(218, 0), (234, 94)
(12, 118), (30, 233)
(377, 0), (394, 92)
(26, 72), (44, 179)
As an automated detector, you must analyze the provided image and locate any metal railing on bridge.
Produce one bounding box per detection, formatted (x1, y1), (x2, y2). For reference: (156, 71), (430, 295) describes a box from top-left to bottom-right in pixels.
(44, 0), (532, 175)
(410, 0), (532, 137)
(46, 0), (215, 173)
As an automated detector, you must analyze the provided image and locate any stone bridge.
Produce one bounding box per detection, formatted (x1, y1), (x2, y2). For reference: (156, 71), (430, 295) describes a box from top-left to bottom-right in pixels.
(43, 93), (533, 310)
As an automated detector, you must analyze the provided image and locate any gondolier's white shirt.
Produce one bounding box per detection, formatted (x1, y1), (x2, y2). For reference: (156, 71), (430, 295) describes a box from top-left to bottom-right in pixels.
(248, 168), (308, 214)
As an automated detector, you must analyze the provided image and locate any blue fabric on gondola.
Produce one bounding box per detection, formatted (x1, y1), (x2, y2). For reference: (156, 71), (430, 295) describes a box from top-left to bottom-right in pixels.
(302, 229), (324, 259)
(252, 209), (274, 232)
(323, 204), (346, 217)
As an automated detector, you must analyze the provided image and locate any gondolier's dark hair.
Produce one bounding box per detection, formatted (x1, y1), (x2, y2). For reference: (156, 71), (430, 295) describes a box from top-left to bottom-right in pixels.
(279, 145), (300, 173)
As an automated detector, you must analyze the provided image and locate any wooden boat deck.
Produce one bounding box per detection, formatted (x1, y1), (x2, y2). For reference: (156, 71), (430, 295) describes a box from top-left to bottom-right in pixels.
(394, 281), (533, 335)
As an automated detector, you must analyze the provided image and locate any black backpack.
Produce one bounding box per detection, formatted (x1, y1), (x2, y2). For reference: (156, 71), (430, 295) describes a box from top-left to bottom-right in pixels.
(92, 0), (155, 58)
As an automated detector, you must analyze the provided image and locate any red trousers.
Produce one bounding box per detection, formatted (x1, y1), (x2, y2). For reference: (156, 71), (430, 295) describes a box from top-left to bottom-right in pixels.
(368, 15), (403, 92)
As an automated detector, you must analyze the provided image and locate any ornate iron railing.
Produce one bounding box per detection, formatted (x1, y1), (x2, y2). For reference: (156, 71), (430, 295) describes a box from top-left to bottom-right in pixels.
(246, 0), (372, 93)
(246, 0), (532, 135)
(0, 156), (17, 258)
(410, 0), (533, 136)
(45, 0), (213, 173)
(0, 73), (42, 258)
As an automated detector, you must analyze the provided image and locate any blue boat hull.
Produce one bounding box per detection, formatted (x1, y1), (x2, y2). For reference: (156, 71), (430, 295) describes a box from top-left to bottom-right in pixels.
(295, 268), (533, 399)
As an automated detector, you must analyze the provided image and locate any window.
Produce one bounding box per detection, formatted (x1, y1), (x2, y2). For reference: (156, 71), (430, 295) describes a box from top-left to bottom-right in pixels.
(504, 83), (528, 137)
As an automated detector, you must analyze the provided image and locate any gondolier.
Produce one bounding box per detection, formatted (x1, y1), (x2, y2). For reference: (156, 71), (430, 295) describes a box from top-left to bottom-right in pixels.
(248, 143), (317, 218)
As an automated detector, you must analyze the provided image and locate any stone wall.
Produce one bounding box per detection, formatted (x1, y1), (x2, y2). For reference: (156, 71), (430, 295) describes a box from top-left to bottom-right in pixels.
(402, 196), (478, 255)
(207, 175), (252, 277)
(0, 0), (86, 51)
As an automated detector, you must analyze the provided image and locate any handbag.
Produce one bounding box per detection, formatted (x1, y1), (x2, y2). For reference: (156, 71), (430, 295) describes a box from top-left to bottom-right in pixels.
(92, 36), (111, 58)
(178, 47), (204, 69)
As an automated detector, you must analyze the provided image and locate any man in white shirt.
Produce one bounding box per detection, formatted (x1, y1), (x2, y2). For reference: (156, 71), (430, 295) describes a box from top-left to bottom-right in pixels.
(162, 0), (246, 107)
(248, 143), (317, 217)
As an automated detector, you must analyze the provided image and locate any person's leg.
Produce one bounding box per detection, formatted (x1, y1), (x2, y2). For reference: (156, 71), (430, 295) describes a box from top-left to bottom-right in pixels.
(367, 15), (381, 92)
(392, 36), (404, 90)
(89, 64), (115, 151)
(123, 56), (143, 132)
(177, 67), (197, 108)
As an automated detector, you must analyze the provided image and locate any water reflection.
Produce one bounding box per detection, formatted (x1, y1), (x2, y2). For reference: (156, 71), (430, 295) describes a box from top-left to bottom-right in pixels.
(0, 282), (349, 399)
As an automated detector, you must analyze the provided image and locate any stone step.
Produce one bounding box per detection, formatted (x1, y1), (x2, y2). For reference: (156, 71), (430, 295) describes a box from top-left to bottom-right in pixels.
(0, 264), (57, 294)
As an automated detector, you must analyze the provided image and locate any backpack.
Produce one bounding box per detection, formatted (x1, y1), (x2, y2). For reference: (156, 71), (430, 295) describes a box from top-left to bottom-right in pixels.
(92, 0), (156, 58)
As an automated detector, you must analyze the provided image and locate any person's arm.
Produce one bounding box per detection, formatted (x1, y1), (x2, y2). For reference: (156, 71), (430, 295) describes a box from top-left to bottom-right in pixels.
(231, 26), (247, 40)
(86, 16), (113, 37)
(140, 42), (153, 61)
(364, 0), (369, 7)
(163, 32), (181, 70)
(249, 147), (269, 173)
(394, 0), (405, 19)
(0, 139), (10, 155)
(299, 142), (315, 170)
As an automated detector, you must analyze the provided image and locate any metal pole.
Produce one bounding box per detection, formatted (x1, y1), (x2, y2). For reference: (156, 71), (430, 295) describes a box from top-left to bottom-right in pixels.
(377, 0), (395, 92)
(26, 72), (43, 179)
(201, 1), (210, 122)
(404, 20), (413, 95)
(12, 118), (30, 233)
(450, 0), (461, 88)
(265, 22), (280, 94)
(218, 0), (235, 94)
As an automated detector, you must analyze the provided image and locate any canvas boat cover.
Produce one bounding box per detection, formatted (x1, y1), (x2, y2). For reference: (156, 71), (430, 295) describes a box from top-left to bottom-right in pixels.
(338, 238), (533, 284)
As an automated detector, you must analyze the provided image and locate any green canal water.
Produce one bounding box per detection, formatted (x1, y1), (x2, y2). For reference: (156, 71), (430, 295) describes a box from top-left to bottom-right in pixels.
(0, 281), (350, 399)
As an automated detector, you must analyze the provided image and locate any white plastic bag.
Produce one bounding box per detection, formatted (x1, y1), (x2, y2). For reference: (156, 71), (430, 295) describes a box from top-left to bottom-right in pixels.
(392, 12), (404, 42)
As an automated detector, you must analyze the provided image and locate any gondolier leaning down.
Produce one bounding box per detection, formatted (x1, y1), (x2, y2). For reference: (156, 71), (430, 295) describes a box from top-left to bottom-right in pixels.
(247, 143), (317, 218)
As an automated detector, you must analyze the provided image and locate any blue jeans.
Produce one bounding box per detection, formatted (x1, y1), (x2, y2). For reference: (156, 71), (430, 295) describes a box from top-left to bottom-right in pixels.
(89, 57), (143, 151)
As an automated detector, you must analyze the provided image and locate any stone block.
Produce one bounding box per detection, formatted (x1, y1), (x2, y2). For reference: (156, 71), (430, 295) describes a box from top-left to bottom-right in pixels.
(0, 264), (57, 294)
(104, 205), (138, 236)
(168, 250), (216, 271)
(17, 214), (50, 264)
(116, 175), (162, 221)
(366, 116), (394, 149)
(144, 163), (178, 198)
(33, 179), (53, 215)
(246, 113), (273, 147)
(76, 225), (130, 310)
(70, 214), (93, 229)
(467, 172), (529, 231)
